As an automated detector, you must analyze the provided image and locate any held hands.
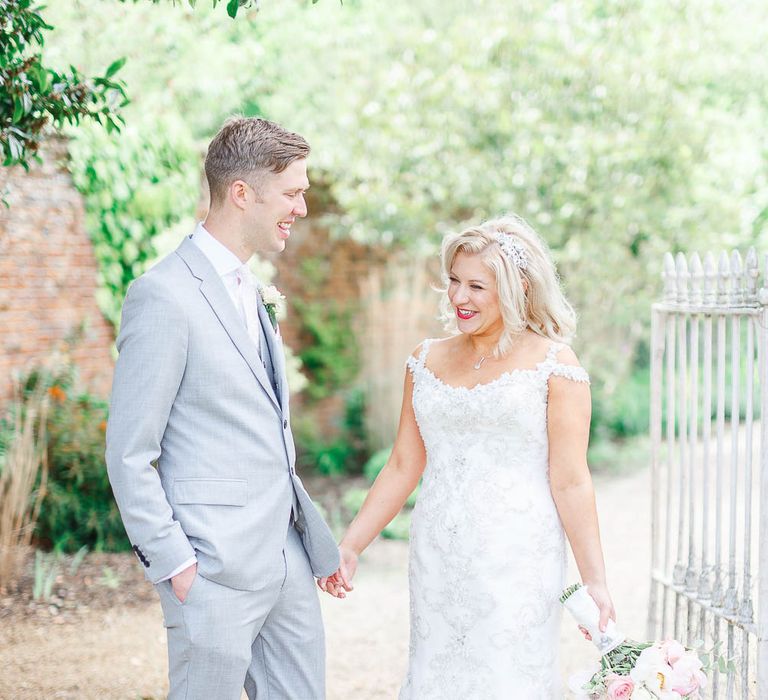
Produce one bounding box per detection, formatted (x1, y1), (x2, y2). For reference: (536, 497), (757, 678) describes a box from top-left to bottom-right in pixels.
(171, 562), (197, 603)
(317, 546), (358, 599)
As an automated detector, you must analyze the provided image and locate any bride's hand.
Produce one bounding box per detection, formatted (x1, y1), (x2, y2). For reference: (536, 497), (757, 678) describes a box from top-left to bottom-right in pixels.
(586, 581), (616, 633)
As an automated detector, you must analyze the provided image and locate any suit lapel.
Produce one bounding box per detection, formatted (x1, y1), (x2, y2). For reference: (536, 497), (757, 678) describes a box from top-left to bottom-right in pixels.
(175, 237), (281, 412)
(255, 291), (288, 410)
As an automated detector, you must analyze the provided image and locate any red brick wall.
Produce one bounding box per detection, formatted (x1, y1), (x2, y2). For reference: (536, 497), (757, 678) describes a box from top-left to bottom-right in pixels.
(261, 196), (387, 436)
(0, 139), (114, 402)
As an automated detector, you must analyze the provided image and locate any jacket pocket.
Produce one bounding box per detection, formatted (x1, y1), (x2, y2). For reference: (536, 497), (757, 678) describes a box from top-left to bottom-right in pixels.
(173, 478), (247, 506)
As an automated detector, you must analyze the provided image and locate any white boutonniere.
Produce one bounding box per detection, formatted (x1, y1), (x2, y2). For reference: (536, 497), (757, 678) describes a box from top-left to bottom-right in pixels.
(259, 285), (285, 331)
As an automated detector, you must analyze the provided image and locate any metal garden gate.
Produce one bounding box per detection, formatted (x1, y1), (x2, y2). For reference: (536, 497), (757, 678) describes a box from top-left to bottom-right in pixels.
(648, 248), (767, 698)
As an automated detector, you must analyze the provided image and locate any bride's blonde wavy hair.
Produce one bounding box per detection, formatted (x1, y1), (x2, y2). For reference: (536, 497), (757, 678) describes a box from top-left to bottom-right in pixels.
(439, 214), (577, 357)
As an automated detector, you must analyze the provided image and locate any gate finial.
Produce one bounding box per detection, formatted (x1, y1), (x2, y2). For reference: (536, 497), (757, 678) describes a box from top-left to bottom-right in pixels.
(675, 252), (689, 304)
(690, 253), (704, 306)
(730, 250), (743, 305)
(744, 247), (759, 306)
(760, 254), (768, 306)
(717, 251), (730, 306)
(703, 252), (717, 306)
(663, 252), (676, 303)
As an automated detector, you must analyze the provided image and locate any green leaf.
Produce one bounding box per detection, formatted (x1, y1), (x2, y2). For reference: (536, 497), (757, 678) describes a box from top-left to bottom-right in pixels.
(29, 64), (51, 92)
(7, 134), (24, 162)
(105, 57), (126, 79)
(226, 0), (239, 18)
(12, 96), (25, 123)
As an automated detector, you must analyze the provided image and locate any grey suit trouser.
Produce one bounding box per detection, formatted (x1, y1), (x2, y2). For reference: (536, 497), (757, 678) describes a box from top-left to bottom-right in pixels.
(156, 525), (325, 700)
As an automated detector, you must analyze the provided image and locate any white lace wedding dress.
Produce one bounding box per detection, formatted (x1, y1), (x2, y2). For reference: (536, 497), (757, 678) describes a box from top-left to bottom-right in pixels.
(400, 339), (590, 699)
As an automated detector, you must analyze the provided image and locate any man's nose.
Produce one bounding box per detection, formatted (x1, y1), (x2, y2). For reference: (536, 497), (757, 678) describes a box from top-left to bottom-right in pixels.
(294, 194), (308, 218)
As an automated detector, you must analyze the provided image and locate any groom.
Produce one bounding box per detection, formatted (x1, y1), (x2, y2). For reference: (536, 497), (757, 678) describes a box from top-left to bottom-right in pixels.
(106, 117), (340, 699)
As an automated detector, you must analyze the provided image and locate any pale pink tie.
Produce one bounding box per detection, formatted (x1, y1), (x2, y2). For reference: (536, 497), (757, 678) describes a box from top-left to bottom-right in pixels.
(236, 266), (262, 356)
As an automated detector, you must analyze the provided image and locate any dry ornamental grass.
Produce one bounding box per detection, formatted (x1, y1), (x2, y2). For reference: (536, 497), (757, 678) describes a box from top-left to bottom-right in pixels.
(0, 381), (50, 593)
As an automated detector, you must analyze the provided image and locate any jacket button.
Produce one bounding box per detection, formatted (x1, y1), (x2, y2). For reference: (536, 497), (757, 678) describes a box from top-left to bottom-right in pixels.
(283, 419), (288, 429)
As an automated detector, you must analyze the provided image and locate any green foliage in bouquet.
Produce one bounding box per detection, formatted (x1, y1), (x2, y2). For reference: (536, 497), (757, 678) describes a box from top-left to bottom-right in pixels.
(0, 0), (127, 173)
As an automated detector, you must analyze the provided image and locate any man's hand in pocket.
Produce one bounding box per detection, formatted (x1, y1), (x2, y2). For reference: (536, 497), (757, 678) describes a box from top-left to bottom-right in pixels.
(171, 562), (197, 603)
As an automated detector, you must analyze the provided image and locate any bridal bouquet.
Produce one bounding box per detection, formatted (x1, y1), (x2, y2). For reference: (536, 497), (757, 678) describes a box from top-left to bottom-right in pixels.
(561, 583), (708, 699)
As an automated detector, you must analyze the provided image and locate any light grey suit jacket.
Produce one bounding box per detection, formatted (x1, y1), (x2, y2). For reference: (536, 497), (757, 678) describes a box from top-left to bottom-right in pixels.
(106, 235), (339, 590)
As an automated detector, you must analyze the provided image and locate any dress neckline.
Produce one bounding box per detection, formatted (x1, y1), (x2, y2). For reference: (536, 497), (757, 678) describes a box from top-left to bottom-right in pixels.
(419, 362), (549, 392)
(416, 338), (561, 392)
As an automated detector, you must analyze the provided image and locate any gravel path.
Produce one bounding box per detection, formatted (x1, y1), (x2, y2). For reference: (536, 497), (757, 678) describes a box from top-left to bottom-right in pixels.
(0, 466), (650, 699)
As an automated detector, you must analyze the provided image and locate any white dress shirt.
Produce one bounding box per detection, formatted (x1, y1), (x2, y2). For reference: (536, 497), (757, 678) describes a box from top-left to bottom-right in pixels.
(192, 222), (249, 322)
(158, 222), (252, 583)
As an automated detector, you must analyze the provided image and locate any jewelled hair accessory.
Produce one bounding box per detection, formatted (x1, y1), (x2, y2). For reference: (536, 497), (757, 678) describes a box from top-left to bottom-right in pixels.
(494, 232), (529, 270)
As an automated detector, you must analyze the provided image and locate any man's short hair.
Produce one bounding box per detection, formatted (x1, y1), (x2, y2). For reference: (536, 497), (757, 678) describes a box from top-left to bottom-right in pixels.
(204, 117), (310, 204)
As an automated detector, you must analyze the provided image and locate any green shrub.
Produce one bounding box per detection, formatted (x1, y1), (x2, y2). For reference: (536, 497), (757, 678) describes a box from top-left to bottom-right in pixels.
(591, 369), (651, 442)
(68, 117), (199, 329)
(587, 435), (651, 475)
(293, 299), (359, 402)
(298, 436), (353, 478)
(20, 368), (129, 552)
(295, 388), (369, 476)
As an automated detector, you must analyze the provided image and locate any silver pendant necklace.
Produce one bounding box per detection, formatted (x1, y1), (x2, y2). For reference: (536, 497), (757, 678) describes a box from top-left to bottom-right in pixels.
(473, 356), (486, 370)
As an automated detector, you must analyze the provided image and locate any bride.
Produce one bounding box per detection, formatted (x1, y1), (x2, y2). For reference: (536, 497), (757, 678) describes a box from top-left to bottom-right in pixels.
(320, 214), (615, 698)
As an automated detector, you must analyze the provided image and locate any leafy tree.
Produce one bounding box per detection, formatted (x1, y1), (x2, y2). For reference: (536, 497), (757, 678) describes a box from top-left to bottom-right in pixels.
(1, 0), (272, 173)
(0, 0), (127, 171)
(68, 116), (199, 326)
(36, 0), (768, 430)
(244, 0), (768, 385)
(121, 0), (259, 20)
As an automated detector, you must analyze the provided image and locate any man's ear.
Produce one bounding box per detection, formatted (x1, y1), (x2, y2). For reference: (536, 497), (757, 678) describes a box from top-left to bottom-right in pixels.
(230, 180), (250, 210)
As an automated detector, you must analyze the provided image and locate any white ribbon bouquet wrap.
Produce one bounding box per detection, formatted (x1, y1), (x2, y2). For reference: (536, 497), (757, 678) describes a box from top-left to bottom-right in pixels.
(561, 583), (625, 654)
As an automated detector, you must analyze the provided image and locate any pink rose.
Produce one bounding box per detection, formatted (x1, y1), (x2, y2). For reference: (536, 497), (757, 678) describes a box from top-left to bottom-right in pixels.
(661, 639), (686, 665)
(670, 653), (707, 696)
(606, 674), (635, 699)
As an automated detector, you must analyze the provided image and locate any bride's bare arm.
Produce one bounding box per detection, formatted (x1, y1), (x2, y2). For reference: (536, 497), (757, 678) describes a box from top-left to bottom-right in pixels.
(319, 361), (426, 595)
(547, 349), (615, 628)
(343, 364), (426, 555)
